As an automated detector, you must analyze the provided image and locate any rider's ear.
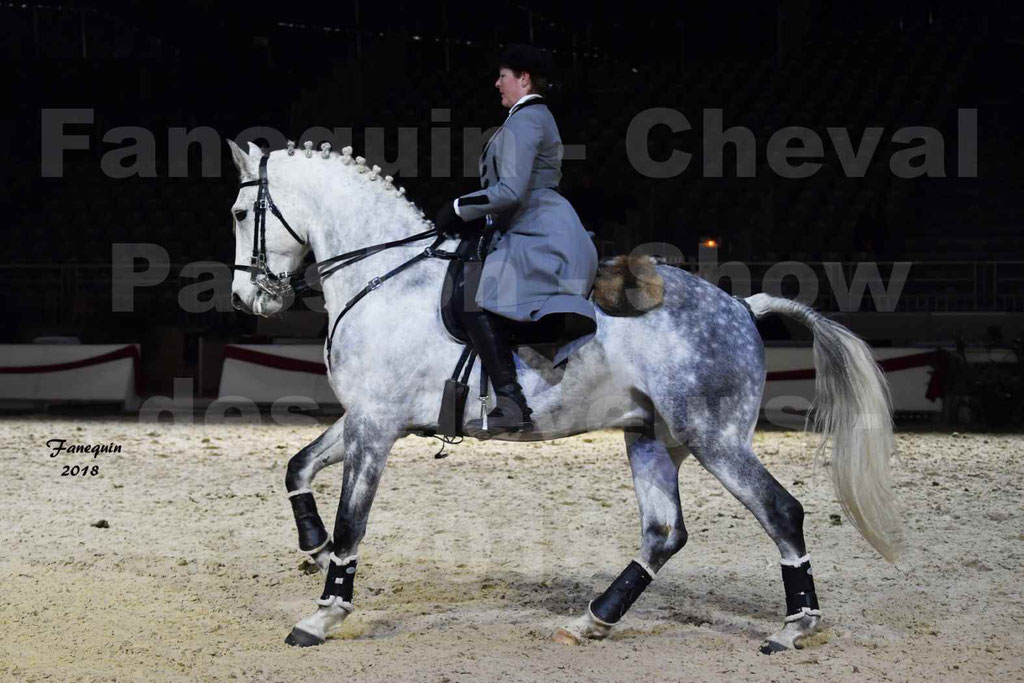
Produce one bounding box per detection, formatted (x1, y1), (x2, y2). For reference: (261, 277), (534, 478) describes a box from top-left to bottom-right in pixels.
(227, 139), (257, 177)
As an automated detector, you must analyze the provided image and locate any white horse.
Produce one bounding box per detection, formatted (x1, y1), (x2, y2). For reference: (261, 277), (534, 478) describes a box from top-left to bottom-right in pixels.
(226, 139), (902, 653)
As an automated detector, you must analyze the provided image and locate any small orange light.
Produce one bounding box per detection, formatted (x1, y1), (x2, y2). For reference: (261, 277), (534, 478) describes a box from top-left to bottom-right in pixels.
(701, 239), (718, 248)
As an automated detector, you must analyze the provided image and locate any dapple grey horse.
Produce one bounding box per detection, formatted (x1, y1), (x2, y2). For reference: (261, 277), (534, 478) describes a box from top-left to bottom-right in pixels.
(226, 140), (902, 653)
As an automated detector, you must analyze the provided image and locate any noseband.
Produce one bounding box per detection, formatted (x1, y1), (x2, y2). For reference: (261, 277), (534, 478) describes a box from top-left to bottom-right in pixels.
(233, 154), (307, 298)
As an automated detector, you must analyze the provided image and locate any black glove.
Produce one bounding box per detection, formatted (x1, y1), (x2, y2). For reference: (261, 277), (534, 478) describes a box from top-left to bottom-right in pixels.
(435, 201), (484, 239)
(434, 201), (459, 236)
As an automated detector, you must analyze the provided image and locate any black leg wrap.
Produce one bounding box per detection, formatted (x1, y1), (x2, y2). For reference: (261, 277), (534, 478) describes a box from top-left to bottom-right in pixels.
(319, 556), (357, 604)
(781, 559), (819, 616)
(590, 561), (653, 625)
(290, 492), (329, 552)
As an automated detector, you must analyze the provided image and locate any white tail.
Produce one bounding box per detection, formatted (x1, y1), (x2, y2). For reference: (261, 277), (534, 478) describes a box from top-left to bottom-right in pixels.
(746, 293), (904, 562)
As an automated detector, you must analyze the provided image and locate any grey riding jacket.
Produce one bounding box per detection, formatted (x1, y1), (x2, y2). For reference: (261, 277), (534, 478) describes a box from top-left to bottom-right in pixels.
(455, 96), (599, 366)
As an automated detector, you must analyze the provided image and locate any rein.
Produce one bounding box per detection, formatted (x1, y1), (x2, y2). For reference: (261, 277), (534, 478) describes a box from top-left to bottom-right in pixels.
(321, 232), (447, 371)
(232, 151), (467, 371)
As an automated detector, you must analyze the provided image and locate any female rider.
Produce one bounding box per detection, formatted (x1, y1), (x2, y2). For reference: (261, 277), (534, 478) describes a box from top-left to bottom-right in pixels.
(434, 44), (599, 435)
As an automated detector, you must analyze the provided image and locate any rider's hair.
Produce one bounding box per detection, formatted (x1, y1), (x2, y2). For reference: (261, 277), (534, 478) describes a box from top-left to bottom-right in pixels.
(512, 68), (549, 96)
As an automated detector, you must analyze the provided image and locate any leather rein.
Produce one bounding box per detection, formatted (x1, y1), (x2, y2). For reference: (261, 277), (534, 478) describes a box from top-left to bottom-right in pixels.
(232, 151), (466, 371)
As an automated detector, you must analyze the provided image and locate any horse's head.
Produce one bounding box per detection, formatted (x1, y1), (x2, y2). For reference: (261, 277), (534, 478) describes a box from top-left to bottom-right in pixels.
(227, 140), (311, 316)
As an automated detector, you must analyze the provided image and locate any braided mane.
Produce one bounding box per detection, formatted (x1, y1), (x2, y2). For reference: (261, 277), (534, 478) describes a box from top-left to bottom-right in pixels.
(281, 139), (433, 231)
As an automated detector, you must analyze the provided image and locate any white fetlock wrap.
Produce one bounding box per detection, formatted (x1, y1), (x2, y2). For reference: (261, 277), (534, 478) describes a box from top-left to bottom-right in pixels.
(779, 553), (811, 567)
(784, 606), (822, 623)
(329, 553), (357, 566)
(315, 595), (355, 611)
(305, 538), (331, 556)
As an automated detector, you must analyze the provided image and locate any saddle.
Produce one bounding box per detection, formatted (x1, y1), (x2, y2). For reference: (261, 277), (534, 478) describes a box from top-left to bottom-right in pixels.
(434, 234), (568, 442)
(439, 235), (567, 347)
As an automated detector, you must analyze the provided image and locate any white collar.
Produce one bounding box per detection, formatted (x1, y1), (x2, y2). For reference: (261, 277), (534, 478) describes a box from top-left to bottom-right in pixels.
(507, 93), (542, 117)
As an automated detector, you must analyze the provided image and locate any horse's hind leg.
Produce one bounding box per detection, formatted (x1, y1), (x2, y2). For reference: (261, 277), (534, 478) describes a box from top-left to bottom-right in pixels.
(554, 426), (689, 644)
(286, 415), (347, 573)
(686, 430), (821, 653)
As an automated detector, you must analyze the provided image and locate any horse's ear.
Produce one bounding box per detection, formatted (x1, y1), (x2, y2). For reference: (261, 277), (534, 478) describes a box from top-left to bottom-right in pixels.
(227, 139), (257, 177)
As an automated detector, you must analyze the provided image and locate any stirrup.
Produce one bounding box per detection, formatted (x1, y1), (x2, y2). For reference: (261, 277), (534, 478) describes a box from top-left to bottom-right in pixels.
(465, 418), (533, 438)
(466, 397), (533, 437)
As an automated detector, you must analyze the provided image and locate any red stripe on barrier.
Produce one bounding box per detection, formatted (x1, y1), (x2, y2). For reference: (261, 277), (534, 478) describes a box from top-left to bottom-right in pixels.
(766, 350), (946, 402)
(0, 344), (142, 395)
(224, 345), (327, 375)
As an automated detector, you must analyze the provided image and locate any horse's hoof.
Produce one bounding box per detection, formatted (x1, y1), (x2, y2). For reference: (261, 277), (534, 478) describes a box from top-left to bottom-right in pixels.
(552, 627), (583, 646)
(285, 627), (325, 647)
(762, 612), (820, 654)
(759, 639), (789, 655)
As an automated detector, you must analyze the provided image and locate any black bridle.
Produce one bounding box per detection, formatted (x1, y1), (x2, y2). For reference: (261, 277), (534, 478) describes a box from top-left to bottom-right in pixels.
(233, 154), (309, 298)
(232, 152), (466, 370)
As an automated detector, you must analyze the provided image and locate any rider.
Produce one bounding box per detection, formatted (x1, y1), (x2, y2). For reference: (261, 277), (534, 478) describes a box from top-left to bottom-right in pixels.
(434, 44), (599, 434)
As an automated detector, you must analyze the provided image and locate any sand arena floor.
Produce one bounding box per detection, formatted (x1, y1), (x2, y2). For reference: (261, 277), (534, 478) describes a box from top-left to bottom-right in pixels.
(0, 416), (1021, 682)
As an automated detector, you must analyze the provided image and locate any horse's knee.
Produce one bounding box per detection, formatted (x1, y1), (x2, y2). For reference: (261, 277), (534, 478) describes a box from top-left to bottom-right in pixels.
(643, 520), (688, 564)
(285, 452), (311, 491)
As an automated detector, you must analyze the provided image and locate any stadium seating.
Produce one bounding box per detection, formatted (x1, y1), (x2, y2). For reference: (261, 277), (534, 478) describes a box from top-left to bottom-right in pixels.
(1, 3), (1019, 316)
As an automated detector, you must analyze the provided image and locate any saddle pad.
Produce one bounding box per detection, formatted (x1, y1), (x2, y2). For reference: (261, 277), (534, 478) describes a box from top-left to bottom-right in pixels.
(439, 237), (482, 345)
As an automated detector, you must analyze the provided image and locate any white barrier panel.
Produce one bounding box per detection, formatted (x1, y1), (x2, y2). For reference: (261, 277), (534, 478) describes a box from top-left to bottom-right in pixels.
(763, 347), (944, 414)
(218, 344), (945, 413)
(0, 344), (141, 409)
(218, 345), (336, 405)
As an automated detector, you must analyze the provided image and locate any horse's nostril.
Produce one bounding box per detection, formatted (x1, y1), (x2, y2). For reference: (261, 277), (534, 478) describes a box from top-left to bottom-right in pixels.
(231, 293), (245, 310)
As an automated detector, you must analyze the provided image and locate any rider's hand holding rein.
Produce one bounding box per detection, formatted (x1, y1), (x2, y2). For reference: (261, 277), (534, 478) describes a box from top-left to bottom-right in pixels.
(434, 201), (481, 239)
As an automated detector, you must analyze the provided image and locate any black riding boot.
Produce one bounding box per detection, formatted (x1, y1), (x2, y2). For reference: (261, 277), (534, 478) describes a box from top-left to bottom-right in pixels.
(461, 310), (533, 434)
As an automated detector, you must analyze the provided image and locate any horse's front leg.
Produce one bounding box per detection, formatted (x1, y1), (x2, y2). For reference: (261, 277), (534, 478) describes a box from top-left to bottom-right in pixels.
(285, 411), (400, 647)
(286, 415), (347, 573)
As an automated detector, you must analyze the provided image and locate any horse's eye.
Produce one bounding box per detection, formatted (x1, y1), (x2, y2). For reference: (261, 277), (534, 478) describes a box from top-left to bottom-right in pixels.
(234, 209), (248, 222)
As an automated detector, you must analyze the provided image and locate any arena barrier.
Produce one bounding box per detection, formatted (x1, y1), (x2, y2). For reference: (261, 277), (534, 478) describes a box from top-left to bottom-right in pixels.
(218, 345), (335, 406)
(218, 344), (947, 414)
(0, 343), (141, 410)
(762, 347), (945, 415)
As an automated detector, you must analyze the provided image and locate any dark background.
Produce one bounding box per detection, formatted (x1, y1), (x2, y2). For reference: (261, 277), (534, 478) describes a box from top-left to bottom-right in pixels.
(1, 0), (1022, 395)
